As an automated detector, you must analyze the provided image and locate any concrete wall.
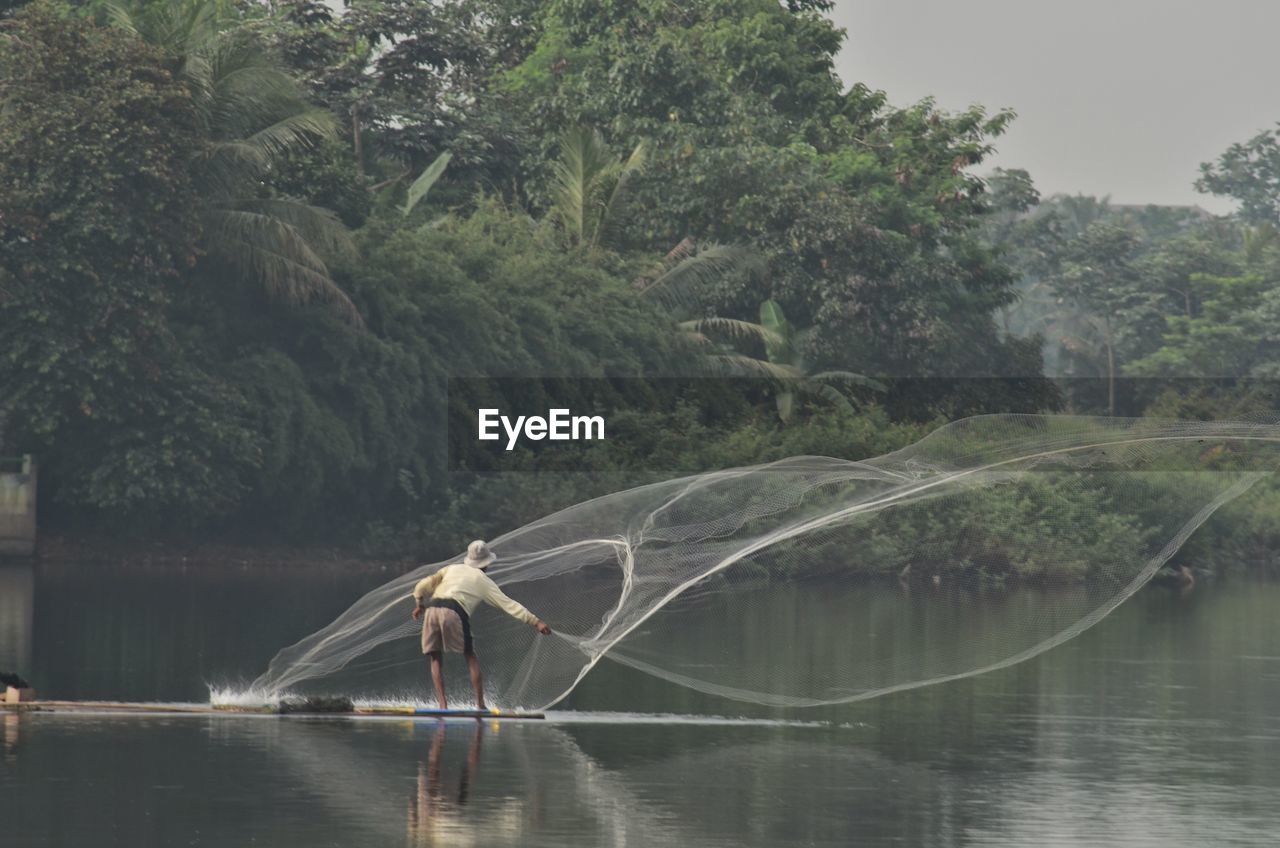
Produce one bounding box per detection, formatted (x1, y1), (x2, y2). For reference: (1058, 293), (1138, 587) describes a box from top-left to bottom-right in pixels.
(0, 456), (36, 557)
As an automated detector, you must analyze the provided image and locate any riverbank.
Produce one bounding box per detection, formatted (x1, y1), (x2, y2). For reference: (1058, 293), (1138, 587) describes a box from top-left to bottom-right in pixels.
(24, 535), (412, 572)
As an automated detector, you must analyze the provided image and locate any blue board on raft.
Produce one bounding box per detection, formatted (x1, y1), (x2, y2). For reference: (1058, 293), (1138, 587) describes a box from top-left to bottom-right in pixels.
(355, 706), (544, 720)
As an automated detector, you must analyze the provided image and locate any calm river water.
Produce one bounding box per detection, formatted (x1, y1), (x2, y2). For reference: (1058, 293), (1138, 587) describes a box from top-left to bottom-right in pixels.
(2, 561), (1279, 846)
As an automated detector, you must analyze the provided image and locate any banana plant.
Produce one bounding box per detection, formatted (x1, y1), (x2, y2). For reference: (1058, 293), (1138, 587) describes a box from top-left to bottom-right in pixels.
(682, 300), (885, 422)
(400, 151), (452, 218)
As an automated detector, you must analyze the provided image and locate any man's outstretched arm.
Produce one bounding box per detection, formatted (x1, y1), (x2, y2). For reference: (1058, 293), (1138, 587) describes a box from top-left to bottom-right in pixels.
(482, 580), (552, 635)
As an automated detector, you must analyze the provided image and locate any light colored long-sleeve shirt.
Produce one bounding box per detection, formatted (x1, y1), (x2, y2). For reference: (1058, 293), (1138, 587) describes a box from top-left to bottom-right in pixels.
(412, 564), (539, 625)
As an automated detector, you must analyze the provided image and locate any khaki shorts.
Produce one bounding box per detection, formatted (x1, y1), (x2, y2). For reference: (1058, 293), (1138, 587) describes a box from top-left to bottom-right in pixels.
(421, 607), (468, 654)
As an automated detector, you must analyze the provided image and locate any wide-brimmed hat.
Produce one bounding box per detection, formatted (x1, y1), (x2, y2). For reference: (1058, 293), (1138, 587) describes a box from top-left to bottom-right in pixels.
(462, 539), (496, 569)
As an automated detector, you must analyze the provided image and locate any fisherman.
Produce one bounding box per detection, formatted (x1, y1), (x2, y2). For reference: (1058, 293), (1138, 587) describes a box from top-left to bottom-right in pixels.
(411, 540), (551, 710)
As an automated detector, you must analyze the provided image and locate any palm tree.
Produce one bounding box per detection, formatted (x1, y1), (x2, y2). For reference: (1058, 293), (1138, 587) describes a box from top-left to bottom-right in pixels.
(682, 300), (885, 422)
(633, 236), (765, 308)
(548, 126), (647, 250)
(105, 0), (362, 325)
(541, 129), (766, 303)
(540, 126), (875, 421)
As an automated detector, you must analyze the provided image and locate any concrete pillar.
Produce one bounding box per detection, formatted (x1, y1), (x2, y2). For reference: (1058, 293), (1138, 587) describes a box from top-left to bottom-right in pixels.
(0, 454), (35, 557)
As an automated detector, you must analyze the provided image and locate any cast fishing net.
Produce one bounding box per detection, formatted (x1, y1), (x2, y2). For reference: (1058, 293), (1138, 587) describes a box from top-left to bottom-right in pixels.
(248, 415), (1280, 709)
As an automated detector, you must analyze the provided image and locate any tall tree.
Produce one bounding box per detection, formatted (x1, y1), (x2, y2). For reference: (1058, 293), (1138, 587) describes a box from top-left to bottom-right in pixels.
(1127, 271), (1280, 382)
(0, 5), (259, 524)
(1197, 125), (1280, 225)
(106, 0), (361, 324)
(1049, 223), (1143, 415)
(1135, 233), (1238, 321)
(268, 0), (529, 195)
(498, 0), (1054, 417)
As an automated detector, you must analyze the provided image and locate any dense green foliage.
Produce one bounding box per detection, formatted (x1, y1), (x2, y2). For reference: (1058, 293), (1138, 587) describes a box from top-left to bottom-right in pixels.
(1198, 125), (1280, 226)
(0, 1), (1275, 576)
(0, 9), (259, 524)
(496, 0), (1053, 416)
(988, 177), (1280, 417)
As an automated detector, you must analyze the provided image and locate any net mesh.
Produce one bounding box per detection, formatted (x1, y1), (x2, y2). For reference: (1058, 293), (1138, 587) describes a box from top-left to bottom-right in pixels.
(247, 415), (1280, 709)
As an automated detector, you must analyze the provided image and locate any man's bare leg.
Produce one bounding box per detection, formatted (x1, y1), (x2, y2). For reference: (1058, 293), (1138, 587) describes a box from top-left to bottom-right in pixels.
(465, 652), (486, 711)
(428, 651), (447, 709)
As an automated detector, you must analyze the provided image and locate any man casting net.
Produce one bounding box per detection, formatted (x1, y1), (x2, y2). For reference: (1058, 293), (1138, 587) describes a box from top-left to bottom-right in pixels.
(248, 415), (1280, 709)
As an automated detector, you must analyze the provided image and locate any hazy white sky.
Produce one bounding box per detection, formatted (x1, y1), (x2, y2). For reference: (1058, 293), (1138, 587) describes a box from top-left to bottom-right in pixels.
(830, 0), (1280, 213)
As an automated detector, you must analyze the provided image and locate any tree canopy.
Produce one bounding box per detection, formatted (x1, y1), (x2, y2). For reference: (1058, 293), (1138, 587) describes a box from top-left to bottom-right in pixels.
(3, 0), (1272, 554)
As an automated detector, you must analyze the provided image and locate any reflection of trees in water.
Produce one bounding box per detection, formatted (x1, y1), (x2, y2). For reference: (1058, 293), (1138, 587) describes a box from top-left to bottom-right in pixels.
(0, 564), (33, 677)
(28, 564), (381, 701)
(574, 733), (960, 847)
(603, 580), (1112, 706)
(265, 719), (955, 847)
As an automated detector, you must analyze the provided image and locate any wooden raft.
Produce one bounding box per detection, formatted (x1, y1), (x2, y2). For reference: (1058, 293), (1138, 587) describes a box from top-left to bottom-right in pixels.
(0, 699), (545, 720)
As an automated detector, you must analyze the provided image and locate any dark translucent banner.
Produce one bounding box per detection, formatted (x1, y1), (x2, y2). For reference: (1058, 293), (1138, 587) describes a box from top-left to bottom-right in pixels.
(442, 376), (1280, 474)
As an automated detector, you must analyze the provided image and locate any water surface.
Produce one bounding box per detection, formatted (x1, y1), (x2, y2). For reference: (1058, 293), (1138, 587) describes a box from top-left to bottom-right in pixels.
(2, 562), (1279, 846)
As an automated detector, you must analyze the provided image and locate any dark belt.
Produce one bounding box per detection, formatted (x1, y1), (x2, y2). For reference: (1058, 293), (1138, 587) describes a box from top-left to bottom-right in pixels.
(425, 598), (474, 654)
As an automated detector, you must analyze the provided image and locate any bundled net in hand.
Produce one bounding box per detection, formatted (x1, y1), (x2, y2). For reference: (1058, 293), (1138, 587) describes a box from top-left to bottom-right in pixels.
(250, 415), (1280, 708)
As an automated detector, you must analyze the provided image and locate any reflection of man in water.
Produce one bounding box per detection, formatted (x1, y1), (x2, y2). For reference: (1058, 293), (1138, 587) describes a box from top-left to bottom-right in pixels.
(3, 712), (18, 761)
(407, 723), (483, 847)
(411, 540), (552, 710)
